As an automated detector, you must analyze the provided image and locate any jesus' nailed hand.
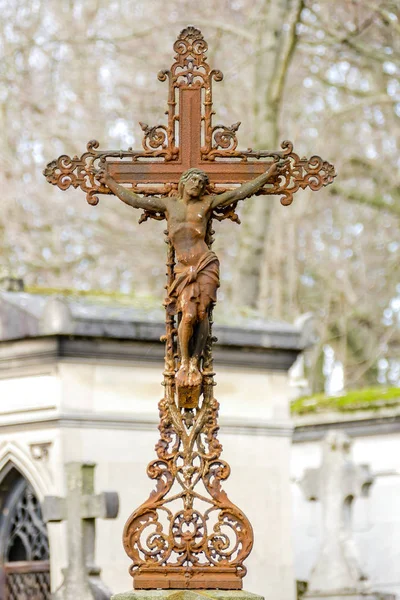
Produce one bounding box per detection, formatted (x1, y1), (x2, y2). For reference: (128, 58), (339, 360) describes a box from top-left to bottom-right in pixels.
(96, 159), (287, 390)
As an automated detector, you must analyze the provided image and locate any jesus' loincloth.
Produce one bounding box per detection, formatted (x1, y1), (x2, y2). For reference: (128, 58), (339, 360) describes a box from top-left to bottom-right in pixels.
(165, 250), (220, 317)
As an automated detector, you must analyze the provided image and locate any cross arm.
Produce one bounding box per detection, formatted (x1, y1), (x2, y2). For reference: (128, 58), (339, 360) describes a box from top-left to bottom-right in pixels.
(203, 141), (336, 208)
(343, 464), (374, 498)
(81, 492), (119, 519)
(42, 140), (178, 207)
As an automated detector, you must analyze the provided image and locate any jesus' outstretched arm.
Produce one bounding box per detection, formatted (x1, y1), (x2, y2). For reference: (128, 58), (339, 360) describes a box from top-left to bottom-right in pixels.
(210, 159), (286, 210)
(97, 169), (167, 213)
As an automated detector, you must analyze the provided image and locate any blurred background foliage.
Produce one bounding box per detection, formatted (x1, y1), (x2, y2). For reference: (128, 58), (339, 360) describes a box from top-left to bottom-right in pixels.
(1, 0), (400, 392)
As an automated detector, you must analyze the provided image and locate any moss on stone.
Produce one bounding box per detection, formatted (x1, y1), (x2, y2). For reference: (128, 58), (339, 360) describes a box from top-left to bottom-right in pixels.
(24, 285), (161, 309)
(291, 386), (400, 415)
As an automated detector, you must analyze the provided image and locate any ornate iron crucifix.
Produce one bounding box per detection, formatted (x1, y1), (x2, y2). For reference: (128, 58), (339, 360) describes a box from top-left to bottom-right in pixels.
(44, 27), (335, 591)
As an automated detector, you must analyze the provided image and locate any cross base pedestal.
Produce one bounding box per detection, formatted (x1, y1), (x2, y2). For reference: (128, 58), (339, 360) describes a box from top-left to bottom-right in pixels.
(111, 590), (264, 600)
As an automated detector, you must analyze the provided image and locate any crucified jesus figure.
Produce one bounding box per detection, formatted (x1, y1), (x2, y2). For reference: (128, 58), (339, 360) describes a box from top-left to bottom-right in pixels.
(97, 161), (283, 390)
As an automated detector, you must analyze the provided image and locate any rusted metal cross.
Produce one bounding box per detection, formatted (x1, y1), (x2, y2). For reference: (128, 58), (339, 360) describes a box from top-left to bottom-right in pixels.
(43, 26), (336, 593)
(44, 26), (335, 219)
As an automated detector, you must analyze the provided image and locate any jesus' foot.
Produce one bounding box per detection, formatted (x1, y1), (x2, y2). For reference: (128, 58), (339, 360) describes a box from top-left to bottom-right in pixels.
(176, 359), (202, 388)
(189, 356), (200, 375)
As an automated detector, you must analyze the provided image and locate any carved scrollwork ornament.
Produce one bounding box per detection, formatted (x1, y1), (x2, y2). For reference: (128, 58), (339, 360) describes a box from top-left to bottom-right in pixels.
(123, 362), (254, 587)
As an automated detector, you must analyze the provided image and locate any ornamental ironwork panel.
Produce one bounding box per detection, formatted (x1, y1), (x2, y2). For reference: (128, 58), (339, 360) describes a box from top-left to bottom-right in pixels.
(5, 562), (51, 600)
(0, 476), (51, 600)
(5, 481), (49, 562)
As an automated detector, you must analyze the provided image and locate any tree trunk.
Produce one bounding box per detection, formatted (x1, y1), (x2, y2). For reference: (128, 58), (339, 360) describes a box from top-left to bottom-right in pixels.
(232, 0), (303, 310)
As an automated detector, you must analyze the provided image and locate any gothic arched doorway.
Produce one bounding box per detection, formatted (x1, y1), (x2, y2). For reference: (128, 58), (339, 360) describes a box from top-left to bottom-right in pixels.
(0, 465), (51, 599)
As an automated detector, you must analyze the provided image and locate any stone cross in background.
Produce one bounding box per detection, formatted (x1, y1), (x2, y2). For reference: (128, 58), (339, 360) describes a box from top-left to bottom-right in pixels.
(300, 431), (374, 600)
(43, 462), (119, 600)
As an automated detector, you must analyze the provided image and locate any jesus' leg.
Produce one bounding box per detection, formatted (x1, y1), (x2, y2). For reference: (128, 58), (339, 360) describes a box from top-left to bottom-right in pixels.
(176, 304), (201, 388)
(178, 311), (195, 369)
(190, 313), (209, 374)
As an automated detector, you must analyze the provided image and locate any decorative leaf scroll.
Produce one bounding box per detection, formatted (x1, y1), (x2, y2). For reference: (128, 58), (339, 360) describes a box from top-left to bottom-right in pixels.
(123, 389), (253, 587)
(139, 122), (171, 154)
(248, 141), (336, 207)
(43, 140), (109, 206)
(210, 122), (241, 152)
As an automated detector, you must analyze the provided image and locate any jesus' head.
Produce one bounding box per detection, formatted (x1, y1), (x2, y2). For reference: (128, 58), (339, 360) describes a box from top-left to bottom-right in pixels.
(178, 168), (209, 198)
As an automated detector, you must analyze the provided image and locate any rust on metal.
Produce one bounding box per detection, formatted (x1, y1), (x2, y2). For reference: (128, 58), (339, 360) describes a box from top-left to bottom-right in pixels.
(43, 26), (336, 590)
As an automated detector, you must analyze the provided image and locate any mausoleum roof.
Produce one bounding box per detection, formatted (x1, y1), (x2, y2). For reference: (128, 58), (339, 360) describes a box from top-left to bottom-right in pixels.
(0, 289), (309, 352)
(0, 288), (314, 375)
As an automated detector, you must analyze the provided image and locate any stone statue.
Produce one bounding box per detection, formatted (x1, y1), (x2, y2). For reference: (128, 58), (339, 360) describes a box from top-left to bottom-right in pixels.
(97, 162), (282, 388)
(300, 431), (374, 600)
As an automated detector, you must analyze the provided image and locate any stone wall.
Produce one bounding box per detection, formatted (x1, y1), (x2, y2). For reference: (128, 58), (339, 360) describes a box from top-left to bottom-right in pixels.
(0, 352), (297, 600)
